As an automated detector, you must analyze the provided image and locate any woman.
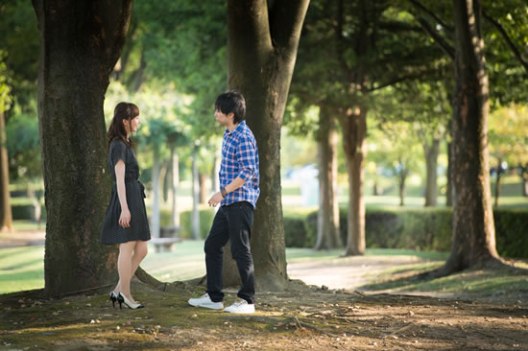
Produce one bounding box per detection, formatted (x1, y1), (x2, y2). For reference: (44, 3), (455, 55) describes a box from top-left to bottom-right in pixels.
(101, 102), (150, 309)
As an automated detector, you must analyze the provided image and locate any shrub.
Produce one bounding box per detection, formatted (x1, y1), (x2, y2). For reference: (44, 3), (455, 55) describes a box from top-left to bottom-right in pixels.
(494, 209), (528, 259)
(283, 206), (527, 258)
(160, 207), (215, 240)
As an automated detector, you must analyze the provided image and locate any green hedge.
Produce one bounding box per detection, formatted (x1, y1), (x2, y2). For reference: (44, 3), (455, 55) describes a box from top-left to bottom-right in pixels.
(283, 207), (528, 258)
(160, 207), (215, 240)
(494, 209), (528, 258)
(11, 204), (46, 221)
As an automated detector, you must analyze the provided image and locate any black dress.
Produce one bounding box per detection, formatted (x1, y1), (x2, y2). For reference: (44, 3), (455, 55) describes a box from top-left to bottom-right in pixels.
(101, 140), (151, 244)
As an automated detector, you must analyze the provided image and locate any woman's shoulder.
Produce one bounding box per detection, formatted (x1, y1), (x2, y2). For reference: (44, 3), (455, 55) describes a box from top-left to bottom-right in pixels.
(109, 138), (129, 149)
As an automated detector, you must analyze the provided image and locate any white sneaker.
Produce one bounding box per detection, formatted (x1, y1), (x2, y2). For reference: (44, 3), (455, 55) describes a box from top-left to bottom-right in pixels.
(188, 293), (224, 310)
(224, 299), (255, 314)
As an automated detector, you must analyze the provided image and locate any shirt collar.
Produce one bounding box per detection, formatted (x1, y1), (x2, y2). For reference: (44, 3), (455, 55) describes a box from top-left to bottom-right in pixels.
(225, 120), (246, 136)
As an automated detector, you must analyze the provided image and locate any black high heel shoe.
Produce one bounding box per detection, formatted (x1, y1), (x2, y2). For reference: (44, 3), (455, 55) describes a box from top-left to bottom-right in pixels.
(118, 293), (144, 310)
(109, 291), (119, 308)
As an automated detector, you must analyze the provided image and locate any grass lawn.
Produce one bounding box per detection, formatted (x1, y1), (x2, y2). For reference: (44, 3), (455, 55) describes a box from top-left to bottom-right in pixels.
(2, 241), (527, 304)
(0, 242), (448, 295)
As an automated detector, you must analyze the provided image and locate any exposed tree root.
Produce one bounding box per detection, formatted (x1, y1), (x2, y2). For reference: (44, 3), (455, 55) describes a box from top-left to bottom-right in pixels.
(416, 255), (527, 281)
(135, 266), (166, 290)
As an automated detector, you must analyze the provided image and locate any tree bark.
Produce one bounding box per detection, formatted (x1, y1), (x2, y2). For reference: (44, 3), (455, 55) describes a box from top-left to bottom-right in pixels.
(340, 106), (366, 256)
(443, 0), (500, 273)
(424, 138), (440, 207)
(315, 105), (341, 250)
(0, 111), (13, 231)
(32, 0), (132, 297)
(227, 0), (309, 290)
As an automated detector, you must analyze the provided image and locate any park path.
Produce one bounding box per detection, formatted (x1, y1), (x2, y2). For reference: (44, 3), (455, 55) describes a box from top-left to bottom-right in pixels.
(0, 229), (45, 247)
(0, 231), (433, 293)
(287, 254), (429, 292)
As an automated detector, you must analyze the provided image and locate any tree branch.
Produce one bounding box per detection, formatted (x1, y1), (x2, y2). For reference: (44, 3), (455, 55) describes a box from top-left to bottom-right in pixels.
(367, 68), (438, 92)
(416, 17), (455, 60)
(408, 0), (453, 33)
(269, 0), (310, 52)
(482, 10), (528, 75)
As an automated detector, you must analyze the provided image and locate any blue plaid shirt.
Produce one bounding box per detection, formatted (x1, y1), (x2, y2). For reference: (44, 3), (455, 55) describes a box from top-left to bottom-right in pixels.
(220, 121), (260, 208)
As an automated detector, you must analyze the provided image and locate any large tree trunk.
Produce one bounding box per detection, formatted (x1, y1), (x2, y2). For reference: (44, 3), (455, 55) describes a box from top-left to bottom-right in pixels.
(424, 138), (440, 207)
(340, 106), (367, 256)
(442, 0), (499, 274)
(227, 0), (309, 290)
(0, 111), (13, 231)
(315, 105), (341, 250)
(32, 0), (132, 297)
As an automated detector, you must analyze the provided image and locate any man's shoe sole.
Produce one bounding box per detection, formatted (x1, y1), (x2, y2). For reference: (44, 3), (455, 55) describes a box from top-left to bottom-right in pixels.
(188, 301), (224, 310)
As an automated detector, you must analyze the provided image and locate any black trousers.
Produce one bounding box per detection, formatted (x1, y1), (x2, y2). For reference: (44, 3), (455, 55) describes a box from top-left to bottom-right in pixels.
(204, 201), (255, 304)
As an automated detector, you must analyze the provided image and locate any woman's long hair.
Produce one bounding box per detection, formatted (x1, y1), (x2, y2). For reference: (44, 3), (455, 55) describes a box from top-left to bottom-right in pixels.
(107, 102), (140, 147)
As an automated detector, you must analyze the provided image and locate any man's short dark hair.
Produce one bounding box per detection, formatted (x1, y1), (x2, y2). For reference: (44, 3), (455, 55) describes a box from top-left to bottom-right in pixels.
(215, 90), (246, 124)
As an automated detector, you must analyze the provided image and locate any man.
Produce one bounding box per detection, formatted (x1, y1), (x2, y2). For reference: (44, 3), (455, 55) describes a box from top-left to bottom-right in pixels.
(188, 91), (260, 313)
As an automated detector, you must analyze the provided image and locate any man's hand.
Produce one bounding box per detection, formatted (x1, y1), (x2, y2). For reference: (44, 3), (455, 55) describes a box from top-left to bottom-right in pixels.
(208, 192), (224, 207)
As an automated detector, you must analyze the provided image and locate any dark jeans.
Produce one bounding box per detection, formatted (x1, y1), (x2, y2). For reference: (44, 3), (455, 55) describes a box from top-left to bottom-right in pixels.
(205, 201), (255, 304)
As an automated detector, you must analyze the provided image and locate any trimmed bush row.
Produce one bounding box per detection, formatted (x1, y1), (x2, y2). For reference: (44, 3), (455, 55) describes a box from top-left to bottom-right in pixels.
(283, 207), (528, 259)
(13, 203), (527, 259)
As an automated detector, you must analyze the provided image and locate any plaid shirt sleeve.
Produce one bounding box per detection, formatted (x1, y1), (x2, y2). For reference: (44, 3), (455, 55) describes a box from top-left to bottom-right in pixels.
(236, 134), (258, 181)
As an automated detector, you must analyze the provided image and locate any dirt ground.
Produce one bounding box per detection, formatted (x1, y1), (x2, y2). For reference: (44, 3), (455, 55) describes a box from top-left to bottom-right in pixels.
(1, 232), (527, 350)
(1, 278), (527, 351)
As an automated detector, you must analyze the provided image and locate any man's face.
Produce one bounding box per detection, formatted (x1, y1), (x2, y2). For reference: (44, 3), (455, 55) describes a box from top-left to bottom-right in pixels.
(214, 109), (233, 126)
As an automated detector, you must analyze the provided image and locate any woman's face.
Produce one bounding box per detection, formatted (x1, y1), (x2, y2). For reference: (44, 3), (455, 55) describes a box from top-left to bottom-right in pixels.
(124, 116), (141, 135)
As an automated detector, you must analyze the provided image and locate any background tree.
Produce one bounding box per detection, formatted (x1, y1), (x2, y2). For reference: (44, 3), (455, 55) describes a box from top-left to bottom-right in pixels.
(0, 57), (12, 231)
(443, 0), (499, 273)
(408, 0), (528, 275)
(227, 0), (309, 289)
(295, 0), (445, 256)
(288, 1), (343, 250)
(32, 0), (133, 297)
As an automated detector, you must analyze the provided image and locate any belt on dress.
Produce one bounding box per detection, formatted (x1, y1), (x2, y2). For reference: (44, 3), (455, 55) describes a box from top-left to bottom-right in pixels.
(112, 180), (146, 198)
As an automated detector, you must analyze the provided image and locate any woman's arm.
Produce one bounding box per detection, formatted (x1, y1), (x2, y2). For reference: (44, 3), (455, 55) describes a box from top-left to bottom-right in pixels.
(115, 160), (131, 228)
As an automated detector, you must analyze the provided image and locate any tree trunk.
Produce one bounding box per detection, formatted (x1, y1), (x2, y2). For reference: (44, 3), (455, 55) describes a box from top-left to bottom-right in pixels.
(32, 0), (132, 297)
(523, 165), (528, 197)
(315, 105), (341, 250)
(227, 0), (309, 290)
(191, 144), (200, 240)
(211, 146), (221, 193)
(151, 148), (161, 239)
(398, 165), (407, 207)
(424, 138), (440, 207)
(0, 110), (13, 231)
(493, 159), (502, 208)
(446, 140), (454, 206)
(198, 173), (207, 205)
(340, 106), (367, 256)
(443, 0), (499, 274)
(170, 148), (180, 228)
